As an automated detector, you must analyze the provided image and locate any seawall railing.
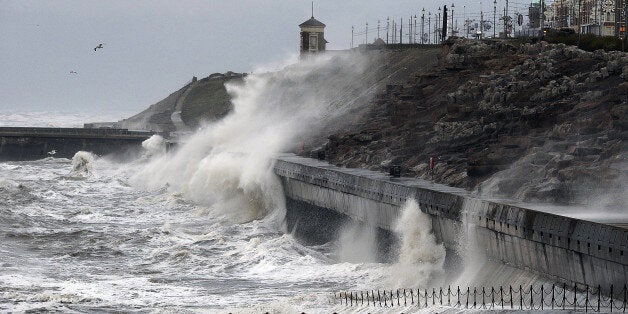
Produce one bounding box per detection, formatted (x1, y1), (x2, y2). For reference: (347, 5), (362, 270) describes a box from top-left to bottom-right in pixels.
(334, 284), (627, 312)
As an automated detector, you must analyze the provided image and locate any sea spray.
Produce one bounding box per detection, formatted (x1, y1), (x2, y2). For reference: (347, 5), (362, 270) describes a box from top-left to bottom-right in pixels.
(132, 52), (373, 225)
(387, 199), (446, 288)
(141, 134), (166, 157)
(337, 222), (378, 263)
(450, 198), (487, 288)
(71, 151), (95, 176)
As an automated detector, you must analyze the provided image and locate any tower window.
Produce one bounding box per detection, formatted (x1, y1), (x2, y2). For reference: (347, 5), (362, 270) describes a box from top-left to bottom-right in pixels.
(309, 34), (318, 51)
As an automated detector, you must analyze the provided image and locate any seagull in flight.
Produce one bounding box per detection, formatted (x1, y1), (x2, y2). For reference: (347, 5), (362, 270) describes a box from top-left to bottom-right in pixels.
(69, 70), (77, 74)
(94, 43), (104, 51)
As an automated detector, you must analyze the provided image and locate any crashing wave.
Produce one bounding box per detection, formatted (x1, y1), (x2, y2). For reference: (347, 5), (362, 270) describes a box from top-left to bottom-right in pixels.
(71, 151), (96, 176)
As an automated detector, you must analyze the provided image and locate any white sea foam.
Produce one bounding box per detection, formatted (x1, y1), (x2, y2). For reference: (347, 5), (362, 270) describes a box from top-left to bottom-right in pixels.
(387, 199), (446, 288)
(141, 134), (166, 157)
(71, 151), (95, 176)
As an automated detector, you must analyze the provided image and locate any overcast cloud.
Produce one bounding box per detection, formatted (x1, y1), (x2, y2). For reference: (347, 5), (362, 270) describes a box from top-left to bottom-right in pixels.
(1, 0), (520, 115)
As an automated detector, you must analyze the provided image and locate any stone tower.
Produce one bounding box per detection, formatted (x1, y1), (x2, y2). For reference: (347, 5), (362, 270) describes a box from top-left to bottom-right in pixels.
(299, 11), (327, 59)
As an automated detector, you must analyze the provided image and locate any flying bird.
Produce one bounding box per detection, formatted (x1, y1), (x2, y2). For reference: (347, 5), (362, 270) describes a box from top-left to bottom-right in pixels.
(94, 43), (104, 51)
(69, 70), (77, 74)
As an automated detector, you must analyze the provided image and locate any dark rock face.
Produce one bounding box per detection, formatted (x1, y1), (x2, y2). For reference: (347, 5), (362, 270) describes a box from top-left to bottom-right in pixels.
(319, 40), (627, 204)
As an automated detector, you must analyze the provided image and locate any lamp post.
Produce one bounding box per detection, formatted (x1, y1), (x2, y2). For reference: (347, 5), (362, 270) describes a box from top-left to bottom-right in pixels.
(480, 1), (484, 39)
(451, 3), (456, 37)
(421, 8), (426, 44)
(428, 12), (432, 44)
(386, 17), (389, 44)
(414, 15), (417, 43)
(493, 0), (497, 37)
(351, 25), (354, 48)
(437, 7), (441, 43)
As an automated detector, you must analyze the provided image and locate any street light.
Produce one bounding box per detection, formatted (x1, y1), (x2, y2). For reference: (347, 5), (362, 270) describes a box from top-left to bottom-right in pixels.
(428, 12), (432, 44)
(438, 7), (441, 43)
(421, 8), (426, 44)
(451, 3), (456, 38)
(493, 0), (497, 38)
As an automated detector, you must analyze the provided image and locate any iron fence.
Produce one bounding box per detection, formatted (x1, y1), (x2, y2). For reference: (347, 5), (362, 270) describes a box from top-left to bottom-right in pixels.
(334, 284), (627, 312)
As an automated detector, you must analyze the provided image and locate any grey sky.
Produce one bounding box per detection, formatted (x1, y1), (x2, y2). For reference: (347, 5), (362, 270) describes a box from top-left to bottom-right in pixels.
(1, 0), (528, 115)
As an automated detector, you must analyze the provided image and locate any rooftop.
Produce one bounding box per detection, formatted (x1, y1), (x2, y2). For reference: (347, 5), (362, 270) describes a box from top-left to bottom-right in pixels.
(299, 17), (325, 28)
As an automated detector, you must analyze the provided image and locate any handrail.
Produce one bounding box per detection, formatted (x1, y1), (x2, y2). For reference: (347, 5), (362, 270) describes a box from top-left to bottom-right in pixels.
(334, 284), (627, 312)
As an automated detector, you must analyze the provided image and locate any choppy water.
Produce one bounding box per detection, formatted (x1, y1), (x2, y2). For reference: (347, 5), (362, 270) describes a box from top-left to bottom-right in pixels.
(0, 155), (412, 312)
(0, 53), (458, 312)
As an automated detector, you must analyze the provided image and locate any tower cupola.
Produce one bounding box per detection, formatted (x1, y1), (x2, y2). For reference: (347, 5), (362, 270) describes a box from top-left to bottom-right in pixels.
(299, 6), (327, 58)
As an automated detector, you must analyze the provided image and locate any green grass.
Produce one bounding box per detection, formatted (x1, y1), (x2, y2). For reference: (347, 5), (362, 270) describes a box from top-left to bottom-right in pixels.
(180, 77), (243, 128)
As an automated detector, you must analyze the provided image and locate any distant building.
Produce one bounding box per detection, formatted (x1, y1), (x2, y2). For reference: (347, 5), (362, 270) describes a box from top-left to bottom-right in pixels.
(548, 0), (625, 36)
(299, 15), (327, 59)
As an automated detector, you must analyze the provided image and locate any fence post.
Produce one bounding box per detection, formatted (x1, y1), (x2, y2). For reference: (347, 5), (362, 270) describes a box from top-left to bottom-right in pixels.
(391, 290), (394, 307)
(448, 285), (451, 306)
(474, 287), (477, 308)
(466, 287), (470, 308)
(425, 289), (428, 308)
(510, 285), (514, 309)
(350, 291), (353, 307)
(457, 286), (461, 306)
(551, 284), (555, 310)
(491, 287), (495, 309)
(530, 285), (533, 310)
(520, 285), (523, 310)
(378, 290), (382, 307)
(404, 288), (407, 306)
(440, 287), (443, 305)
(366, 291), (369, 306)
(541, 285), (544, 310)
(417, 289), (420, 308)
(482, 287), (486, 309)
(384, 290), (388, 307)
(411, 288), (414, 305)
(372, 290), (376, 307)
(500, 286), (504, 309)
(433, 288), (436, 306)
(586, 285), (589, 312)
(397, 289), (400, 307)
(361, 291), (364, 306)
(345, 291), (348, 306)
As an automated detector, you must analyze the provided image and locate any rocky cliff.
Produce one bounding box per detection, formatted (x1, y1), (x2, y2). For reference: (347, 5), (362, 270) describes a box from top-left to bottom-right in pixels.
(319, 40), (627, 205)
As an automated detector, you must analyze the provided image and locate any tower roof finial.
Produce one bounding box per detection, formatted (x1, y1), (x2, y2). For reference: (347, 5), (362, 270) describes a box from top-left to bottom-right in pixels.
(311, 1), (314, 18)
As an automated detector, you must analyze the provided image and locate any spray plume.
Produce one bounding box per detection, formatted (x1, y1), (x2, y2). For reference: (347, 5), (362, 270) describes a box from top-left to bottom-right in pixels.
(387, 199), (446, 288)
(132, 52), (374, 224)
(71, 151), (96, 176)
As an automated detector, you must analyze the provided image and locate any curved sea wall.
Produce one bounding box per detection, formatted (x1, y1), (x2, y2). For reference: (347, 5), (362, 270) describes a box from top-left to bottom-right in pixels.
(273, 154), (627, 290)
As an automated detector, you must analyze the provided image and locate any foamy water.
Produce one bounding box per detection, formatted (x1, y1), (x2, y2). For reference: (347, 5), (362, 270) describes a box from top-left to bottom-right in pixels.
(0, 53), (450, 312)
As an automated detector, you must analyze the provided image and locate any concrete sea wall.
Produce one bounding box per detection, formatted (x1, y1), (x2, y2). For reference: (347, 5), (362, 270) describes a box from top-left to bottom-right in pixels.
(0, 127), (155, 161)
(273, 154), (627, 289)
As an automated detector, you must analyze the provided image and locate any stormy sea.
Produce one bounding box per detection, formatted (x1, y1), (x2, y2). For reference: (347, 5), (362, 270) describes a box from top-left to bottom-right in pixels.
(0, 53), (450, 312)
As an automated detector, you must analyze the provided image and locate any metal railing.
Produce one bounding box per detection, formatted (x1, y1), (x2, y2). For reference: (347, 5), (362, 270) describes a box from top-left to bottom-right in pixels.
(334, 284), (627, 312)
